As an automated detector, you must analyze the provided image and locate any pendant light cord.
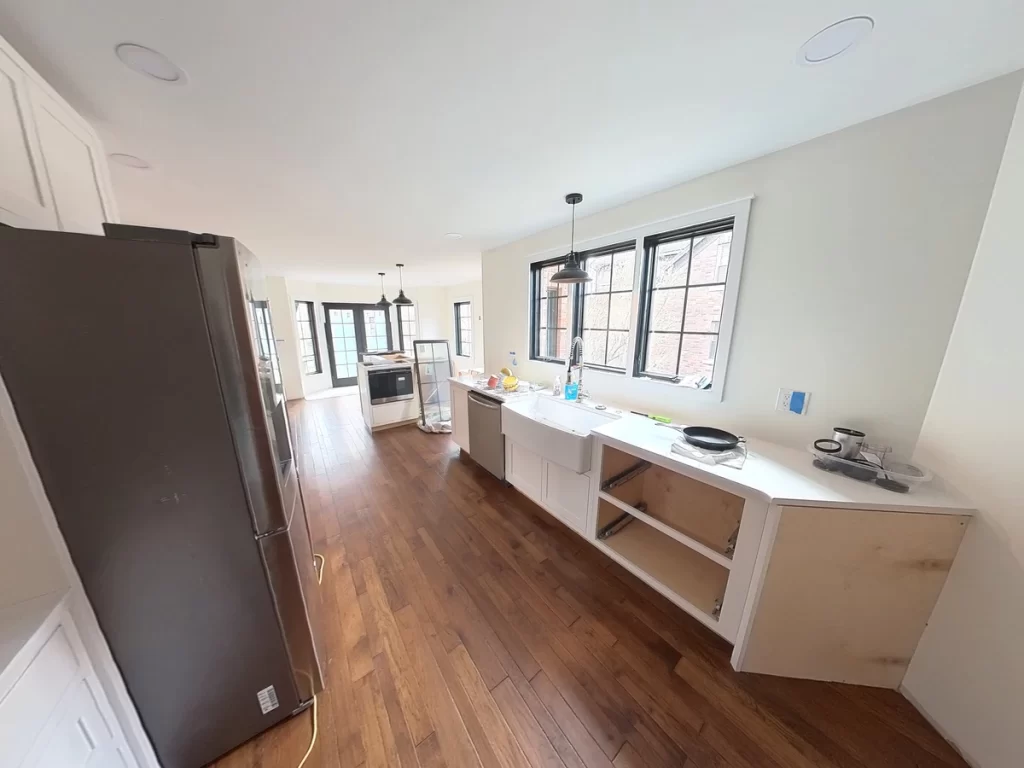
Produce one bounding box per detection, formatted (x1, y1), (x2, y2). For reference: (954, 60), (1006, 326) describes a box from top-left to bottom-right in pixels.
(570, 199), (576, 256)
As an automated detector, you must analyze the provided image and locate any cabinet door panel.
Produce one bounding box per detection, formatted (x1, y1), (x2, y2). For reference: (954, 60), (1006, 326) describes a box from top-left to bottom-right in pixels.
(32, 677), (128, 768)
(452, 386), (470, 452)
(0, 49), (55, 228)
(542, 460), (589, 533)
(507, 441), (543, 502)
(31, 87), (108, 234)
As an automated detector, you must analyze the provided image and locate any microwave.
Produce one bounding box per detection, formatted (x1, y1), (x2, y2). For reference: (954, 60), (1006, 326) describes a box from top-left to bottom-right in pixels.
(367, 366), (414, 404)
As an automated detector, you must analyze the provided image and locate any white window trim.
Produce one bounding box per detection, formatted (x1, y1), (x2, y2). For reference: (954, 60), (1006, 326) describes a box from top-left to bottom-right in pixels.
(522, 197), (752, 403)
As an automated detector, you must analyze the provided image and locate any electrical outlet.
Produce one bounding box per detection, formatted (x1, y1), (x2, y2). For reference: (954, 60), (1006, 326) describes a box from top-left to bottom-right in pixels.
(777, 388), (809, 415)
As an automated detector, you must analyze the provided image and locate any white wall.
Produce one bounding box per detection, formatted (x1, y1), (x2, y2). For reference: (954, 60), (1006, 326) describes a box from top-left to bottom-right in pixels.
(0, 377), (67, 608)
(901, 81), (1024, 768)
(482, 74), (1022, 454)
(441, 280), (485, 372)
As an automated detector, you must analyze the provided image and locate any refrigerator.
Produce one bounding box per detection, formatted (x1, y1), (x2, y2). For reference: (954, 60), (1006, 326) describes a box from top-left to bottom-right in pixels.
(0, 224), (325, 768)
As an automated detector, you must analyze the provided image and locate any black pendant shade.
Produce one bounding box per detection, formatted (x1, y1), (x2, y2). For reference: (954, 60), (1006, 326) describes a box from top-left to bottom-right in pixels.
(392, 263), (413, 305)
(550, 192), (592, 284)
(376, 272), (392, 308)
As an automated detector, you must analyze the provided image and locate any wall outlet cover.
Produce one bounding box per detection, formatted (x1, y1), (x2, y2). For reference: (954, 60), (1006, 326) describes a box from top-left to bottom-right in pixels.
(777, 388), (810, 415)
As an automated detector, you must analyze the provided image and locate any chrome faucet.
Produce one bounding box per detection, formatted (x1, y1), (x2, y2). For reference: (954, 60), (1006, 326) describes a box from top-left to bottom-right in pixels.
(566, 335), (585, 398)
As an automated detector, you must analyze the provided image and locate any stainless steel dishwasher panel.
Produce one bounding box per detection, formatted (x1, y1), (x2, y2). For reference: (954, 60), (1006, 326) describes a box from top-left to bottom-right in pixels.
(467, 391), (505, 479)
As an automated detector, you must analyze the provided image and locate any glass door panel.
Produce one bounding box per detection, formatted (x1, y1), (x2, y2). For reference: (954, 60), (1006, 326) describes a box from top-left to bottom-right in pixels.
(362, 308), (391, 353)
(326, 307), (359, 386)
(322, 303), (395, 388)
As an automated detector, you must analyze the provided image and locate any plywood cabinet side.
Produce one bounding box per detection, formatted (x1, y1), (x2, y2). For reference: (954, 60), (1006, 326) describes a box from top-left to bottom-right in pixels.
(735, 505), (969, 688)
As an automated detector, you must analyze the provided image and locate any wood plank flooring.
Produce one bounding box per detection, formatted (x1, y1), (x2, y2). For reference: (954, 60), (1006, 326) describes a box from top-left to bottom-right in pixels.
(210, 393), (966, 768)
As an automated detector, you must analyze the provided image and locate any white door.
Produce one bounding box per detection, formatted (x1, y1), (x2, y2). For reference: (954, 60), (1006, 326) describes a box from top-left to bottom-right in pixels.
(30, 677), (132, 768)
(0, 48), (56, 228)
(30, 85), (111, 235)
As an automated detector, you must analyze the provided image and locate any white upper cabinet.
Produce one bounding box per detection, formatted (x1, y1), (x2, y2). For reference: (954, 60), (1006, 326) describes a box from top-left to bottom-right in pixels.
(30, 87), (111, 235)
(0, 48), (56, 229)
(0, 33), (116, 234)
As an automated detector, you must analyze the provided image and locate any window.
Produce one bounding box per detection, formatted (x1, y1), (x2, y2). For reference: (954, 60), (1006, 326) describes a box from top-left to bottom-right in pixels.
(574, 242), (636, 371)
(251, 301), (281, 385)
(294, 301), (321, 375)
(634, 217), (734, 387)
(529, 259), (571, 363)
(397, 304), (417, 352)
(454, 301), (472, 358)
(362, 307), (391, 353)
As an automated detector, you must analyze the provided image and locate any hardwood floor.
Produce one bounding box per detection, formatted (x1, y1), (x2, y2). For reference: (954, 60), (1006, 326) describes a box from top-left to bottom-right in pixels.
(210, 393), (966, 768)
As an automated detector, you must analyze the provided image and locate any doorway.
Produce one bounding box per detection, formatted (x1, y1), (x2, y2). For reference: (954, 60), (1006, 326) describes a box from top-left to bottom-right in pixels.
(323, 303), (394, 387)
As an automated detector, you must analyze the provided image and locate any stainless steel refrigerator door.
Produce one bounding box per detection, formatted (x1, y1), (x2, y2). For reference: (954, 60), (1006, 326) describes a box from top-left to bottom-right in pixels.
(192, 236), (294, 537)
(0, 227), (303, 768)
(258, 481), (325, 703)
(468, 391), (505, 479)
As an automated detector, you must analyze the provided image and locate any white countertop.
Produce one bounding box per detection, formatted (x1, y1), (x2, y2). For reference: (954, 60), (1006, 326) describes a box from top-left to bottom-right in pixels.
(449, 376), (544, 402)
(593, 416), (973, 515)
(0, 590), (68, 693)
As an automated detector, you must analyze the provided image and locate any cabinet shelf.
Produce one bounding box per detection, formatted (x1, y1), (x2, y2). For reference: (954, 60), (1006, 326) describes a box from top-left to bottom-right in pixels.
(595, 500), (727, 622)
(597, 491), (733, 570)
(600, 445), (743, 562)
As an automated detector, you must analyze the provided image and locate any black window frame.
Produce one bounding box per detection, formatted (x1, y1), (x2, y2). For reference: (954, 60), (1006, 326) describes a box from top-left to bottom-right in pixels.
(529, 256), (573, 364)
(396, 303), (417, 352)
(294, 300), (322, 375)
(573, 240), (637, 373)
(633, 217), (735, 383)
(454, 301), (472, 358)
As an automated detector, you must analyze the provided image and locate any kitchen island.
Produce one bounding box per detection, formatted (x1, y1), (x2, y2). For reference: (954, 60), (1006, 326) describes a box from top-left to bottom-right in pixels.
(357, 356), (420, 432)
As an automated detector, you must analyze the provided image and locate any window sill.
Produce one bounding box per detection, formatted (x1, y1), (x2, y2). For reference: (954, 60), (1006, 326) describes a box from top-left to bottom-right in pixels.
(530, 356), (566, 366)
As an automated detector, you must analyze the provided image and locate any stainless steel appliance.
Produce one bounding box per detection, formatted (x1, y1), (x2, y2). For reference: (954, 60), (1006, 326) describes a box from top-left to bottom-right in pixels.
(468, 390), (505, 479)
(833, 427), (867, 459)
(368, 364), (415, 404)
(0, 224), (324, 768)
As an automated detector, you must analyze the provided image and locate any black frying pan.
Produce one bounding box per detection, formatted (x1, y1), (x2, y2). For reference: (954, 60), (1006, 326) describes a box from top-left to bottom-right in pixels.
(682, 426), (742, 451)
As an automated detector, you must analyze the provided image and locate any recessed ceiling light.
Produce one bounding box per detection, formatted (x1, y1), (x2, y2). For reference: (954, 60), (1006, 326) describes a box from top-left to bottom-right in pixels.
(798, 16), (874, 65)
(444, 232), (463, 240)
(109, 153), (151, 169)
(115, 43), (187, 84)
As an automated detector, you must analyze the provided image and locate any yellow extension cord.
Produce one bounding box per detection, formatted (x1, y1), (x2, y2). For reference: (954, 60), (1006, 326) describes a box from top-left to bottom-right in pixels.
(297, 553), (326, 768)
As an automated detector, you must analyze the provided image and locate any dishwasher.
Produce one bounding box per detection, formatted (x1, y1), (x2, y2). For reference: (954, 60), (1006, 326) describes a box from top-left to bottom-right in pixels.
(467, 390), (505, 479)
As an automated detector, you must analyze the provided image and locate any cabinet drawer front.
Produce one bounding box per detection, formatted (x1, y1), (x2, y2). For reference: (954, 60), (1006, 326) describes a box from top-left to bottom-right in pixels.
(0, 626), (80, 767)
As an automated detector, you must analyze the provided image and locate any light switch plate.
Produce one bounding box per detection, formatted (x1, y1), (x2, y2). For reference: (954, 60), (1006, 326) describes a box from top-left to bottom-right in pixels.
(777, 388), (809, 415)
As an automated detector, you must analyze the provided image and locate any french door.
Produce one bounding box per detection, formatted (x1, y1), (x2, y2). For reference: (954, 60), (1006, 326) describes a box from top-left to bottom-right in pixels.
(323, 303), (394, 387)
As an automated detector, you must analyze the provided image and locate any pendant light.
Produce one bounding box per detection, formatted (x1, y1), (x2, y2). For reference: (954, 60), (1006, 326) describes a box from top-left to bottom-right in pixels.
(375, 272), (392, 308)
(550, 192), (591, 284)
(392, 263), (413, 305)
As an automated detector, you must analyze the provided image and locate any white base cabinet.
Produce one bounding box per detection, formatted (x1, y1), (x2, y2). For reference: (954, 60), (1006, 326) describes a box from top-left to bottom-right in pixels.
(504, 440), (591, 536)
(451, 383), (470, 453)
(0, 592), (136, 768)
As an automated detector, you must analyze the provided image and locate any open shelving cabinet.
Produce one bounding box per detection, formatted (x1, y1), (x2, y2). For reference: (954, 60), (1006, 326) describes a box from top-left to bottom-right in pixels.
(590, 441), (768, 642)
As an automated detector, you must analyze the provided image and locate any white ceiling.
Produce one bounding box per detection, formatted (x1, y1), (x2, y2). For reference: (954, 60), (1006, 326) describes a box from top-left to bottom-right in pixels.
(2, 1), (1023, 286)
